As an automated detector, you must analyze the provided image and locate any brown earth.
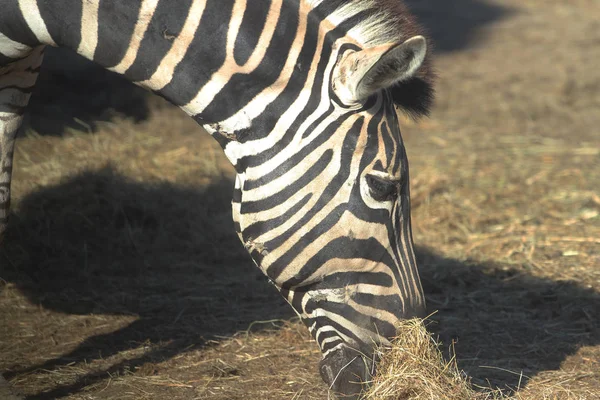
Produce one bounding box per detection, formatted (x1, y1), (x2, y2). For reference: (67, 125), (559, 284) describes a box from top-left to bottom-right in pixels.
(1, 0), (599, 399)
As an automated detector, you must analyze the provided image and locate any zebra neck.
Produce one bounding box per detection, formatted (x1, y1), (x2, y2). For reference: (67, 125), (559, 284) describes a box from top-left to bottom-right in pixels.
(5, 0), (357, 171)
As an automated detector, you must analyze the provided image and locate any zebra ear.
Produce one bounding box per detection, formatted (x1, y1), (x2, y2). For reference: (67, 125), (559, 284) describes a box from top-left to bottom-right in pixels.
(333, 36), (427, 104)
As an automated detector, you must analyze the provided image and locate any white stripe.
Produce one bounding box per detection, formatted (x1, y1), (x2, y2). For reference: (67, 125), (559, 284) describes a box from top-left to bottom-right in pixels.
(109, 0), (159, 74)
(220, 19), (342, 171)
(17, 0), (57, 46)
(315, 325), (356, 350)
(320, 336), (343, 348)
(138, 0), (207, 90)
(181, 0), (283, 116)
(321, 342), (346, 358)
(0, 33), (32, 58)
(78, 0), (100, 59)
(0, 111), (23, 119)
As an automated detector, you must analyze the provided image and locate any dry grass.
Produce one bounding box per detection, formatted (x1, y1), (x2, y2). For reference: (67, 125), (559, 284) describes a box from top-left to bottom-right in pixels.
(365, 313), (598, 400)
(364, 319), (491, 400)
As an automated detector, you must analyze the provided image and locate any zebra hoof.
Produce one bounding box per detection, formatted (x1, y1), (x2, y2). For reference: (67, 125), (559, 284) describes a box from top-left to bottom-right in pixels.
(319, 345), (370, 399)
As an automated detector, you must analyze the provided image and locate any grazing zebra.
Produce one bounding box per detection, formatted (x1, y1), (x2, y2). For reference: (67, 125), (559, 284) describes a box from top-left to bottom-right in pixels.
(0, 0), (434, 397)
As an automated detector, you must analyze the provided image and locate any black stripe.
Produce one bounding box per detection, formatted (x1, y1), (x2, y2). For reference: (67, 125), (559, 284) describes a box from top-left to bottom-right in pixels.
(402, 197), (420, 301)
(37, 0), (83, 50)
(233, 0), (272, 66)
(94, 1), (142, 67)
(316, 331), (343, 352)
(259, 118), (363, 268)
(380, 121), (394, 169)
(303, 316), (364, 348)
(321, 338), (343, 353)
(232, 186), (242, 203)
(289, 288), (305, 314)
(264, 202), (346, 281)
(242, 108), (338, 190)
(351, 293), (404, 319)
(311, 0), (350, 18)
(345, 182), (391, 223)
(304, 301), (396, 340)
(385, 203), (411, 302)
(193, 0), (299, 117)
(124, 0), (193, 81)
(211, 130), (232, 150)
(283, 237), (397, 289)
(286, 271), (394, 292)
(158, 0), (235, 106)
(0, 3), (40, 46)
(193, 0), (336, 142)
(232, 12), (335, 147)
(386, 151), (415, 302)
(237, 44), (364, 173)
(241, 149), (332, 214)
(359, 107), (384, 172)
(0, 54), (18, 65)
(242, 193), (311, 241)
(385, 99), (404, 177)
(338, 305), (396, 340)
(0, 104), (24, 115)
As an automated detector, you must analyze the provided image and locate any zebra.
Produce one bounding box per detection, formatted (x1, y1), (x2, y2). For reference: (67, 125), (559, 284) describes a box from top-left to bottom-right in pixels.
(0, 0), (434, 398)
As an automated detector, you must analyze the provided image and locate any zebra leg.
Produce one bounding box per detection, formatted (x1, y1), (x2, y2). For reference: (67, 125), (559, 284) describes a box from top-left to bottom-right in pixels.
(0, 47), (43, 242)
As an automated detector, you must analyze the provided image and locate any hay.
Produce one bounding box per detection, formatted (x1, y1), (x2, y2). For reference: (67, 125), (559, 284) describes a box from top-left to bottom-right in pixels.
(363, 319), (499, 400)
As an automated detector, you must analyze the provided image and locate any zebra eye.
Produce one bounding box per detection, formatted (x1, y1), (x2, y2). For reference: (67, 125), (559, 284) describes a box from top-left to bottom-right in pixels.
(366, 175), (398, 202)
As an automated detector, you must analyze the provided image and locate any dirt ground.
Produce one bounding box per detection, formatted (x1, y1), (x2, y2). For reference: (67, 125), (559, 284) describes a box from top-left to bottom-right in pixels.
(1, 0), (599, 399)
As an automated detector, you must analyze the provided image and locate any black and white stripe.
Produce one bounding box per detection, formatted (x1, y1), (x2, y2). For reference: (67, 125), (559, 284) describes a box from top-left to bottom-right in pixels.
(0, 1), (434, 397)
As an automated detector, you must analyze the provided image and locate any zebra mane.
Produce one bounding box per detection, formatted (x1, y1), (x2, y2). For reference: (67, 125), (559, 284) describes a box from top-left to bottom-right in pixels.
(310, 0), (435, 118)
(370, 0), (435, 119)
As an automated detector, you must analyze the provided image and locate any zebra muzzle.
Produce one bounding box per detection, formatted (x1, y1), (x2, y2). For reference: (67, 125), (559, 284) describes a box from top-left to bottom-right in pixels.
(319, 345), (372, 399)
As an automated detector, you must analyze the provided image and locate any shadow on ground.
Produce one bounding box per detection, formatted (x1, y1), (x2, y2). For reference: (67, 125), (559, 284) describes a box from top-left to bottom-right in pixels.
(22, 48), (151, 137)
(0, 167), (598, 398)
(23, 0), (512, 137)
(419, 251), (600, 393)
(405, 0), (513, 53)
(0, 167), (292, 398)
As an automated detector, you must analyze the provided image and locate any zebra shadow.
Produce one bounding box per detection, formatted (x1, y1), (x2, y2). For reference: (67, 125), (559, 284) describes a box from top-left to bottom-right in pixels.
(404, 0), (514, 53)
(22, 47), (152, 137)
(1, 167), (597, 398)
(418, 250), (600, 393)
(0, 166), (293, 399)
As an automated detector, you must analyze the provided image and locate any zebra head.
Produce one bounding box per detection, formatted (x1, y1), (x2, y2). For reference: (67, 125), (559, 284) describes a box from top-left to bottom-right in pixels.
(226, 33), (432, 398)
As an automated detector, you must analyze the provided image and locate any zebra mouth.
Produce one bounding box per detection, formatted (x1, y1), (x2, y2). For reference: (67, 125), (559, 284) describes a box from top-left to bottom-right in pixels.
(319, 345), (373, 399)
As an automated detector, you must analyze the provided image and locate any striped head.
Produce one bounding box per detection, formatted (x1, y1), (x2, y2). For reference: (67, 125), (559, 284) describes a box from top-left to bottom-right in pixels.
(226, 29), (433, 398)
